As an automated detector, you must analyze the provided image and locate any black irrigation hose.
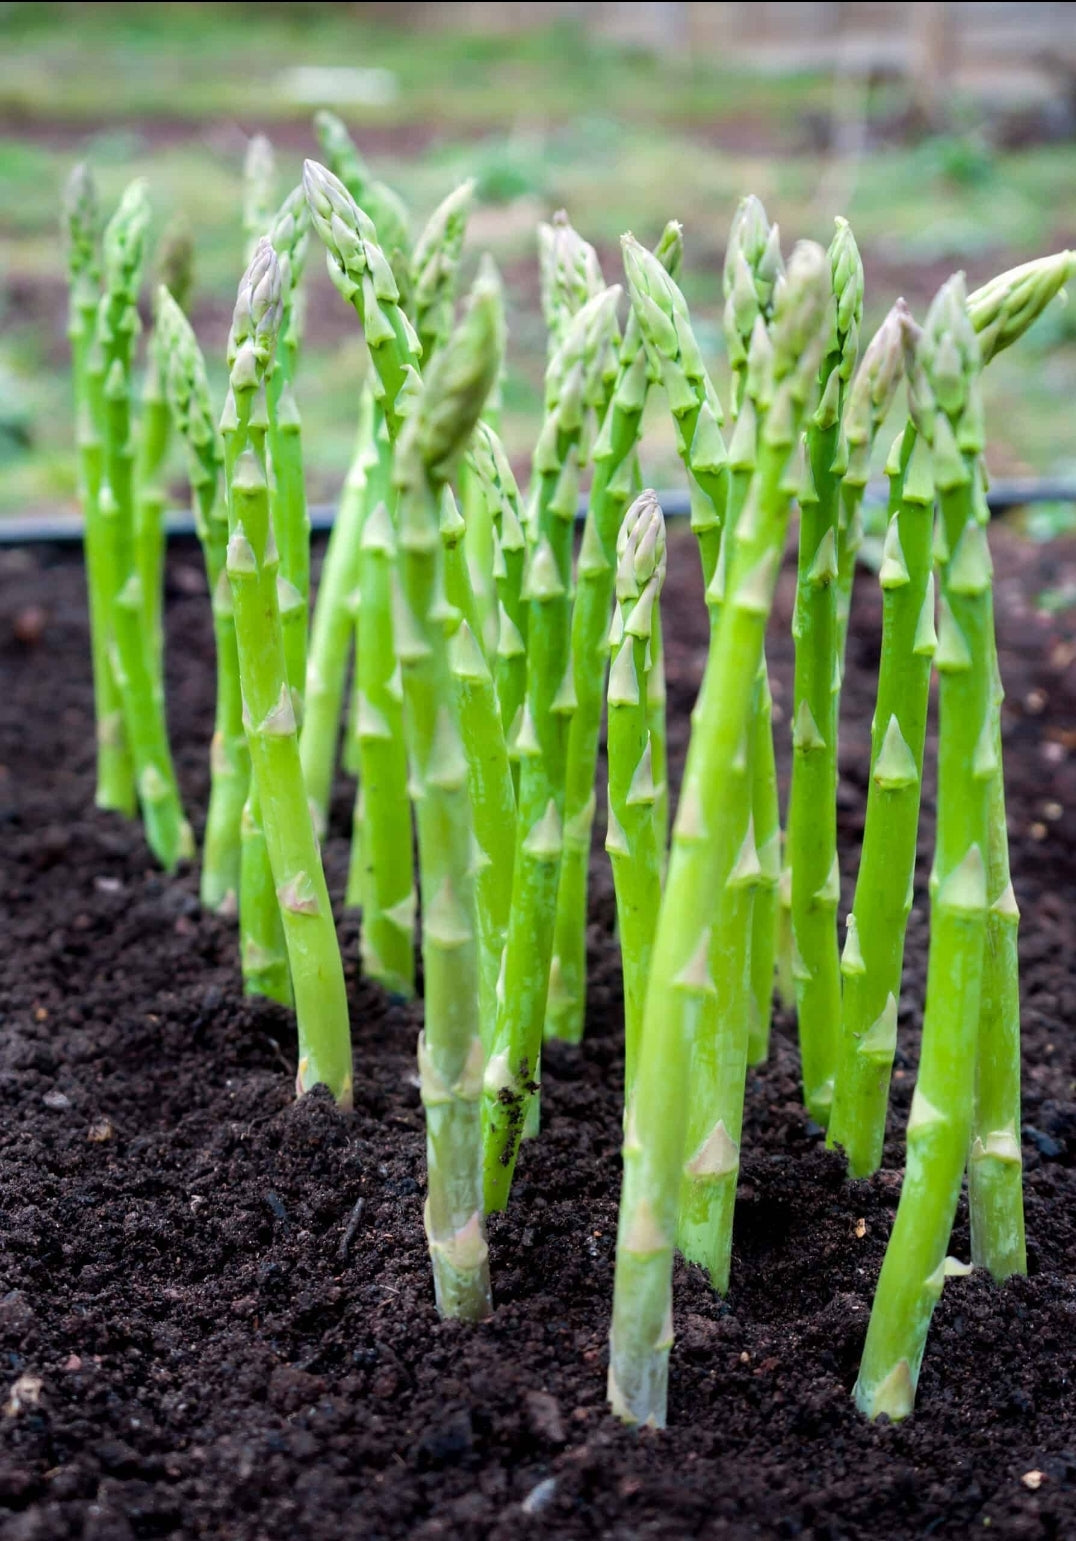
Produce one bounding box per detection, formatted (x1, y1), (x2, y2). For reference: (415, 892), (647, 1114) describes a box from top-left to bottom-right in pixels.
(1, 478), (1073, 547)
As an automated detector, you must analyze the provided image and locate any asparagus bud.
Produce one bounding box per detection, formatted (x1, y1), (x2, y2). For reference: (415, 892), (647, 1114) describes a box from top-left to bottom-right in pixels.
(410, 267), (505, 481)
(722, 195), (785, 389)
(412, 179), (475, 363)
(968, 249), (1075, 363)
(63, 162), (101, 297)
(843, 300), (908, 487)
(314, 108), (410, 270)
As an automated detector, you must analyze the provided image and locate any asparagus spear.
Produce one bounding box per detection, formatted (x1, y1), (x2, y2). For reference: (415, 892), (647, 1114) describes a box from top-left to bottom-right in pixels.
(90, 179), (192, 871)
(267, 187), (312, 712)
(609, 242), (830, 1429)
(467, 421), (528, 738)
(393, 280), (503, 1319)
(64, 164), (136, 816)
(855, 275), (992, 1422)
(412, 179), (475, 364)
(826, 308), (933, 1178)
(546, 221), (683, 1050)
(607, 491), (667, 1101)
(482, 286), (622, 1213)
(222, 238), (352, 1103)
(787, 218), (863, 1126)
(460, 255), (507, 660)
(135, 220), (193, 684)
(157, 289), (249, 914)
(722, 198), (786, 1067)
(313, 109), (411, 288)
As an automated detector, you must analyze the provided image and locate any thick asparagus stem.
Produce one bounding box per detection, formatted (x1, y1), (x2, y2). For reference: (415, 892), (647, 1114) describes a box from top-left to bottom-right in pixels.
(609, 243), (830, 1427)
(91, 180), (192, 870)
(788, 219), (863, 1126)
(545, 221), (683, 1049)
(607, 492), (667, 1102)
(393, 281), (503, 1319)
(64, 165), (136, 816)
(158, 290), (249, 914)
(222, 240), (352, 1103)
(482, 287), (621, 1213)
(855, 275), (992, 1422)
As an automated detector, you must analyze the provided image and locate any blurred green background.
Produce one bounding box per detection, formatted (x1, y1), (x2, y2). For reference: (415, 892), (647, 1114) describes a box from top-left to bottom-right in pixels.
(2, 0), (1076, 517)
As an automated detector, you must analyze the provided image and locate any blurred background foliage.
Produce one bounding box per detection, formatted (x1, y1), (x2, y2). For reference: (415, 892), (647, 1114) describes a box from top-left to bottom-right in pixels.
(1, 0), (1075, 515)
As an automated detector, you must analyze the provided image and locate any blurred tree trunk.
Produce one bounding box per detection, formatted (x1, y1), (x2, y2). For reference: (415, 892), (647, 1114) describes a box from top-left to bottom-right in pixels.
(909, 1), (956, 131)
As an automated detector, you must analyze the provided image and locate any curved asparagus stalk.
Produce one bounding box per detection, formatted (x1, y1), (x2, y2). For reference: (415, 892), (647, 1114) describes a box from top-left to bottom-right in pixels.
(546, 221), (683, 1049)
(827, 308), (933, 1177)
(482, 286), (622, 1213)
(90, 179), (192, 870)
(393, 281), (503, 1319)
(855, 275), (992, 1422)
(64, 164), (136, 816)
(609, 244), (830, 1427)
(222, 239), (352, 1103)
(607, 492), (667, 1102)
(157, 290), (249, 914)
(788, 217), (863, 1126)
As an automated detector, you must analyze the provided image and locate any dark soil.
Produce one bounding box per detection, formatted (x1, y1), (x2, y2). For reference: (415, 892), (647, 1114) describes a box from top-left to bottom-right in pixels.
(2, 526), (1076, 1540)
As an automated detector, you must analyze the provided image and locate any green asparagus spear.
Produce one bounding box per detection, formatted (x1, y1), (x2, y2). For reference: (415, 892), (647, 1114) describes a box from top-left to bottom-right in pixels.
(313, 109), (411, 288)
(482, 286), (622, 1213)
(546, 221), (683, 1050)
(64, 164), (136, 817)
(460, 256), (507, 659)
(157, 289), (249, 915)
(90, 179), (192, 870)
(787, 217), (863, 1126)
(135, 221), (193, 682)
(827, 307), (933, 1178)
(267, 187), (312, 710)
(607, 491), (667, 1102)
(393, 280), (503, 1319)
(412, 179), (475, 364)
(222, 238), (352, 1103)
(722, 196), (786, 1067)
(609, 242), (830, 1429)
(467, 421), (528, 737)
(855, 275), (992, 1422)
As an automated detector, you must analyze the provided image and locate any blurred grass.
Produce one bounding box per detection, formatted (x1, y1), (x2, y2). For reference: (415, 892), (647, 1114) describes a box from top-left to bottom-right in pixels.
(1, 2), (1075, 516)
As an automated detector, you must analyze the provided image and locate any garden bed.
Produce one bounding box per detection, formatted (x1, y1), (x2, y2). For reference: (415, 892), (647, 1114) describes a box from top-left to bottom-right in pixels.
(2, 525), (1076, 1540)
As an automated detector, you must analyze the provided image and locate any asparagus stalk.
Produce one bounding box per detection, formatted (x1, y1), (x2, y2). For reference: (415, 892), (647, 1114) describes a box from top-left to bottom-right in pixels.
(222, 239), (352, 1103)
(855, 275), (992, 1422)
(607, 492), (667, 1102)
(393, 281), (503, 1319)
(267, 187), (312, 710)
(620, 233), (765, 1288)
(609, 241), (830, 1428)
(412, 179), (475, 363)
(722, 197), (786, 1067)
(546, 221), (683, 1049)
(135, 222), (193, 681)
(460, 256), (507, 658)
(64, 164), (136, 816)
(538, 209), (605, 357)
(90, 179), (193, 871)
(787, 218), (863, 1126)
(482, 286), (622, 1213)
(827, 309), (934, 1178)
(157, 290), (249, 914)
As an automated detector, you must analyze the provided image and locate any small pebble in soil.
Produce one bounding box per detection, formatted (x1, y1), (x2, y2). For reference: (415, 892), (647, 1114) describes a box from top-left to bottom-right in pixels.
(521, 1477), (558, 1516)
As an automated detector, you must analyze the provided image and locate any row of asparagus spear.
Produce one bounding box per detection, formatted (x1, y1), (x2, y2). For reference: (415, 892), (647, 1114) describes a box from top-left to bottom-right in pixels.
(62, 115), (1072, 1425)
